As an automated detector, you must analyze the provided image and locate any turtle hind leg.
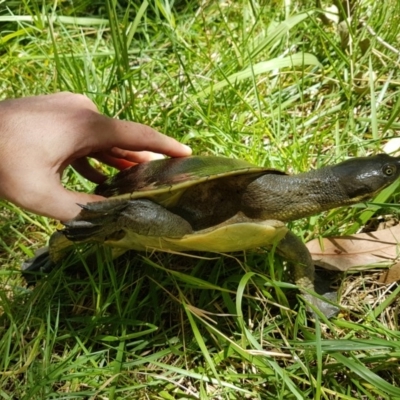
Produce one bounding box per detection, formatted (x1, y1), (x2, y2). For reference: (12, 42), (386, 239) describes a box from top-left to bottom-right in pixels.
(277, 231), (339, 318)
(63, 220), (108, 242)
(61, 201), (128, 242)
(63, 199), (194, 243)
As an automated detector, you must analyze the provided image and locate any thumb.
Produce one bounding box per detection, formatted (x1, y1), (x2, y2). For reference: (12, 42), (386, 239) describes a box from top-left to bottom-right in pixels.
(23, 185), (105, 222)
(52, 191), (106, 222)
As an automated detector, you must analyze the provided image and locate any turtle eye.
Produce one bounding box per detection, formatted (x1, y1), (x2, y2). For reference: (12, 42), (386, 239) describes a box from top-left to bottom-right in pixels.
(383, 164), (396, 176)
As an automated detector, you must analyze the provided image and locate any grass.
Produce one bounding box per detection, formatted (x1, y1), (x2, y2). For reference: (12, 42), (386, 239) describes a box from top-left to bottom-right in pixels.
(1, 0), (400, 398)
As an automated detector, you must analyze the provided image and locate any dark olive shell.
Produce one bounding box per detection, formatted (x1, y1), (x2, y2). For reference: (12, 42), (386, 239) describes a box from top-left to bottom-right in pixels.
(95, 156), (284, 199)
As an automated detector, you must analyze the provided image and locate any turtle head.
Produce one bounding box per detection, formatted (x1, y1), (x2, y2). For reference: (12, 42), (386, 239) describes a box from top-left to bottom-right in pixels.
(331, 153), (400, 202)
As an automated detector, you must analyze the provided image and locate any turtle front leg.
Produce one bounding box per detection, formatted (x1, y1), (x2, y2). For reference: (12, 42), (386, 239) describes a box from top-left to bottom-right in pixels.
(277, 231), (339, 318)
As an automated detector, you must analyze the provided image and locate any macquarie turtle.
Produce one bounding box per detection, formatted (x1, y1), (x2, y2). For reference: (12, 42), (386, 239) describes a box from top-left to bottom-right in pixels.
(23, 154), (400, 317)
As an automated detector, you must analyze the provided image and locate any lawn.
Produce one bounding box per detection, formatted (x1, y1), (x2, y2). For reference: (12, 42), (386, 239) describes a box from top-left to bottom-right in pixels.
(1, 1), (400, 399)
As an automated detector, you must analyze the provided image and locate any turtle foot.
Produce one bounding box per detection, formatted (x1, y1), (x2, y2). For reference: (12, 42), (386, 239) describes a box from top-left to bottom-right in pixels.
(303, 292), (339, 318)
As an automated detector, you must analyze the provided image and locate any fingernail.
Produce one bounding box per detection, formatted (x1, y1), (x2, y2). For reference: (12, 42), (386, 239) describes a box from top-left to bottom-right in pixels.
(151, 153), (165, 160)
(183, 144), (192, 153)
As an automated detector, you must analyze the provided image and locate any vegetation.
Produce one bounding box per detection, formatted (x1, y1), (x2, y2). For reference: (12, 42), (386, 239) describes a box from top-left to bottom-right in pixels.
(1, 0), (400, 398)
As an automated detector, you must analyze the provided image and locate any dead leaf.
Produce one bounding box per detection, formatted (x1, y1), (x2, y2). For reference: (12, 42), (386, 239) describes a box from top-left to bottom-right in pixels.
(378, 262), (400, 284)
(383, 138), (400, 157)
(306, 225), (400, 271)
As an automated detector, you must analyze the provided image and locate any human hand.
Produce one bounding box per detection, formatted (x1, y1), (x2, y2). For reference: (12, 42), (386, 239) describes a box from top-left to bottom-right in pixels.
(0, 92), (192, 221)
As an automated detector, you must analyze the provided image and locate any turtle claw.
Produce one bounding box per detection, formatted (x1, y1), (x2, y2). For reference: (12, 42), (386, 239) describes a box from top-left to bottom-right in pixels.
(63, 220), (104, 241)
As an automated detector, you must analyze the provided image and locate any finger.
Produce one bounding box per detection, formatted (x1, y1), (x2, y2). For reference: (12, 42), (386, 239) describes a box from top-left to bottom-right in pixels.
(91, 153), (135, 170)
(108, 148), (165, 163)
(46, 92), (100, 113)
(94, 116), (192, 157)
(92, 149), (165, 171)
(73, 150), (166, 181)
(71, 158), (107, 184)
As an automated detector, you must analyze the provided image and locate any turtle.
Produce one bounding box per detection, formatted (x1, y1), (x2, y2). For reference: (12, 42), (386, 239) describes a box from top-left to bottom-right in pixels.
(23, 154), (400, 317)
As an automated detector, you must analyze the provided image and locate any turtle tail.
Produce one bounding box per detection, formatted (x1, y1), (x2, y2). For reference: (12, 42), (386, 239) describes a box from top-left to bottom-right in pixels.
(21, 246), (56, 284)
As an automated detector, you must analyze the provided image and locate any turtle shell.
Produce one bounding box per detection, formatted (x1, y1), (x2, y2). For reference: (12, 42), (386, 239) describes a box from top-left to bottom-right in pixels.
(95, 156), (285, 206)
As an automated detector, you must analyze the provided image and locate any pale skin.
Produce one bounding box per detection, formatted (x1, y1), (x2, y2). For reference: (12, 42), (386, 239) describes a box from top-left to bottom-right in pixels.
(0, 92), (192, 221)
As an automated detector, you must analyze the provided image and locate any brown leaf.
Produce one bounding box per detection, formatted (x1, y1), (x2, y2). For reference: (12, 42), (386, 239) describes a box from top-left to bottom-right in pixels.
(306, 225), (400, 271)
(378, 262), (400, 284)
